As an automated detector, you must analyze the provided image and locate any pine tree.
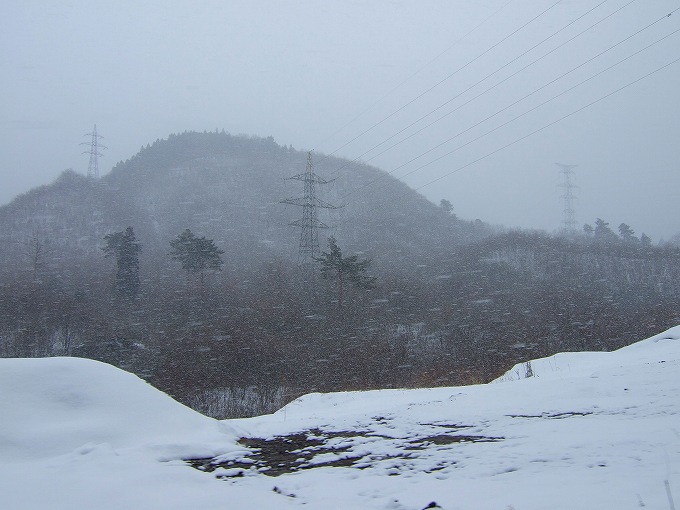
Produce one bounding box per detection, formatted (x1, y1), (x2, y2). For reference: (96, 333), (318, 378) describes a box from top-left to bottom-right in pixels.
(593, 218), (617, 242)
(103, 226), (141, 299)
(618, 223), (637, 243)
(440, 199), (453, 214)
(169, 229), (224, 283)
(315, 236), (375, 308)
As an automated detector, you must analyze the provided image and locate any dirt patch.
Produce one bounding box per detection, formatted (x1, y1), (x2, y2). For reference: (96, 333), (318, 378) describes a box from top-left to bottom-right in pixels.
(187, 428), (371, 477)
(186, 426), (503, 477)
(508, 411), (593, 419)
(412, 434), (503, 446)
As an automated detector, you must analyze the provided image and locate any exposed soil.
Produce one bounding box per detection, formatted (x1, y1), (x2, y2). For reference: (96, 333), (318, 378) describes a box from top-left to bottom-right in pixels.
(186, 425), (503, 478)
(507, 411), (593, 419)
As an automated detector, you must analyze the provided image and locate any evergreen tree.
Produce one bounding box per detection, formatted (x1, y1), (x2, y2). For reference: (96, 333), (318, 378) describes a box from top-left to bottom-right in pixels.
(440, 199), (453, 214)
(169, 229), (224, 282)
(103, 226), (141, 299)
(640, 233), (652, 247)
(593, 218), (617, 242)
(583, 224), (594, 236)
(618, 223), (637, 242)
(23, 231), (52, 281)
(315, 236), (375, 308)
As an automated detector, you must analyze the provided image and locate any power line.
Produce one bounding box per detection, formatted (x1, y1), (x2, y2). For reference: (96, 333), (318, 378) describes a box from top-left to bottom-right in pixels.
(316, 0), (565, 164)
(340, 20), (680, 199)
(362, 2), (676, 170)
(327, 0), (632, 178)
(408, 56), (680, 197)
(312, 0), (516, 152)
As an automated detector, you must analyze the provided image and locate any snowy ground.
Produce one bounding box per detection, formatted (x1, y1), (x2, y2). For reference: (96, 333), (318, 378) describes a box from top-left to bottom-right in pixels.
(1, 327), (679, 510)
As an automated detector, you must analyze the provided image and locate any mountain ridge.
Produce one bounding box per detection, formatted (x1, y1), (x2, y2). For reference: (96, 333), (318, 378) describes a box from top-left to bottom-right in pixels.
(0, 130), (492, 278)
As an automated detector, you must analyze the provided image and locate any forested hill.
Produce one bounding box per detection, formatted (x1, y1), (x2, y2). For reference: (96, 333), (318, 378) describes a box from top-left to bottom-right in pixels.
(1, 130), (679, 420)
(0, 130), (492, 279)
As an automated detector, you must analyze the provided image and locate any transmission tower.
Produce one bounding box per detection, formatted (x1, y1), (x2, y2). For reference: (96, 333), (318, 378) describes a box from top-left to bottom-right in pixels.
(281, 151), (338, 272)
(556, 163), (578, 234)
(81, 124), (107, 179)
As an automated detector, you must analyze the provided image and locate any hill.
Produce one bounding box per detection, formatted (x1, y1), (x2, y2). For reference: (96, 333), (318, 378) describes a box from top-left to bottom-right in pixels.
(0, 131), (678, 419)
(0, 130), (491, 279)
(1, 326), (678, 509)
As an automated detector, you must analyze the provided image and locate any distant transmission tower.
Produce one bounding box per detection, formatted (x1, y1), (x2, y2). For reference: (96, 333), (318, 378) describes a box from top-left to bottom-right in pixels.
(81, 124), (107, 179)
(281, 152), (338, 273)
(556, 163), (578, 234)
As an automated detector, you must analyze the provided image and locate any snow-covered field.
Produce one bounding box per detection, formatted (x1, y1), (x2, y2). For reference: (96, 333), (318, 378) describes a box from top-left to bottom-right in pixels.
(1, 327), (679, 510)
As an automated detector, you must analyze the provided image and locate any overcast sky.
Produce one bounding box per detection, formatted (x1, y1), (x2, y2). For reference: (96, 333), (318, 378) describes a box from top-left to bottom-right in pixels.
(1, 0), (678, 240)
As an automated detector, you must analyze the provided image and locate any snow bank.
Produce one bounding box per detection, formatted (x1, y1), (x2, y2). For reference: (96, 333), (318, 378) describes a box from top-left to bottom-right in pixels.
(0, 356), (238, 461)
(494, 325), (680, 383)
(1, 326), (678, 510)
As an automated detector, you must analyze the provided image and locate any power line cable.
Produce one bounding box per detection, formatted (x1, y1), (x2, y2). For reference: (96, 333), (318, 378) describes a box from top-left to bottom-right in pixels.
(327, 0), (635, 177)
(355, 6), (680, 181)
(312, 0), (516, 152)
(406, 56), (680, 199)
(316, 0), (565, 165)
(337, 8), (679, 199)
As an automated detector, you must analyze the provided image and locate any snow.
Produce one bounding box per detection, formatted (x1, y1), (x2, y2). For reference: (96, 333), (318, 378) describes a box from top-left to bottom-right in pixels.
(0, 357), (243, 463)
(1, 327), (679, 509)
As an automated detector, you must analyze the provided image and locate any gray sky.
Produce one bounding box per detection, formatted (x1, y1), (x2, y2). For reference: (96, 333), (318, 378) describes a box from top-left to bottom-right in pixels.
(2, 0), (679, 240)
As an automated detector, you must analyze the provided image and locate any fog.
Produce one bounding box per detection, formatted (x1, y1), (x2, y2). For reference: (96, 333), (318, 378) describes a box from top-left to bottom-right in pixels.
(1, 0), (678, 240)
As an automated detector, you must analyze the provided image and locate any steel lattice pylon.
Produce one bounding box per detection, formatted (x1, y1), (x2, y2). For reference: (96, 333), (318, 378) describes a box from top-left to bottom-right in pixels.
(556, 163), (578, 234)
(81, 124), (107, 179)
(281, 152), (338, 270)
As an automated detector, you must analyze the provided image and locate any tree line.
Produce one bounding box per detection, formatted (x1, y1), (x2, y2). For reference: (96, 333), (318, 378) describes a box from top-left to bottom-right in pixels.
(103, 227), (225, 299)
(103, 228), (375, 305)
(0, 224), (678, 419)
(582, 218), (652, 246)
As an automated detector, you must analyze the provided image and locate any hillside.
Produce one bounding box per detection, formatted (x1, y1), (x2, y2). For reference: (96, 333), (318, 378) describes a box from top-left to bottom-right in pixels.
(0, 131), (679, 420)
(0, 131), (491, 278)
(1, 326), (678, 510)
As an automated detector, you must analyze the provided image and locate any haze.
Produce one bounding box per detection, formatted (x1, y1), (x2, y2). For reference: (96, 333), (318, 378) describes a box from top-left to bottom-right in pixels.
(1, 0), (678, 240)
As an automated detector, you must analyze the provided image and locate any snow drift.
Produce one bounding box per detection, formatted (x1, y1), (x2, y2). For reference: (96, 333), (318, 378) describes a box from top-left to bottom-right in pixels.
(0, 356), (238, 462)
(1, 327), (679, 509)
